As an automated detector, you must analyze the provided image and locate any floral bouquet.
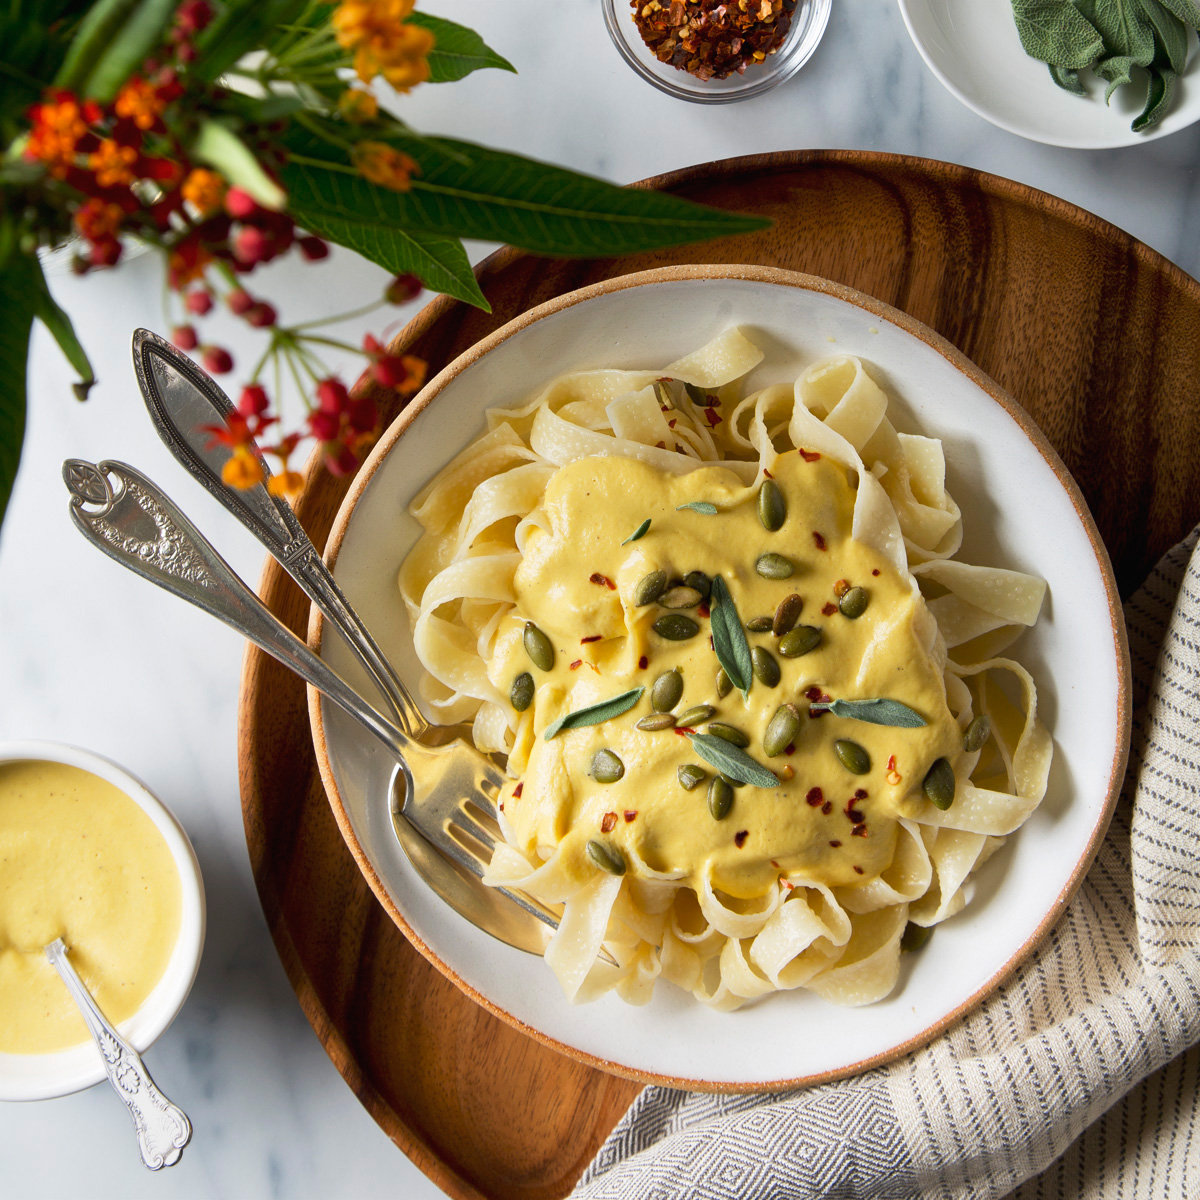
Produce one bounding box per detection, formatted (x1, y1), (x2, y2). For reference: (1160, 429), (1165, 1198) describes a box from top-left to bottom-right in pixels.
(0, 0), (766, 524)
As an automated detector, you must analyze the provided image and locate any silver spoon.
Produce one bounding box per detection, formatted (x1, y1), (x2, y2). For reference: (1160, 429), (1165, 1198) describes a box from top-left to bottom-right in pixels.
(44, 938), (191, 1170)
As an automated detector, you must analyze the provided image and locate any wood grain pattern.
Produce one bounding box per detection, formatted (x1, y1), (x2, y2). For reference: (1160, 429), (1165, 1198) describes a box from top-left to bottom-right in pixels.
(238, 151), (1200, 1200)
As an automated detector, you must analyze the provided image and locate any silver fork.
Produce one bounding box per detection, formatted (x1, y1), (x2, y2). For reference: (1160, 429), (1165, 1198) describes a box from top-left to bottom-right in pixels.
(62, 458), (561, 946)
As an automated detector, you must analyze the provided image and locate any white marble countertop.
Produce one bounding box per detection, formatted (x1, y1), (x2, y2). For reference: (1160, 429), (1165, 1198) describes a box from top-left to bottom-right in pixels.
(2, 1), (1197, 1196)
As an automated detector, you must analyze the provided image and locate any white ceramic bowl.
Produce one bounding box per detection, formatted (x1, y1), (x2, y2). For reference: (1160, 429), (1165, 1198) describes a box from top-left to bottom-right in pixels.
(310, 266), (1128, 1091)
(0, 741), (205, 1102)
(898, 0), (1200, 149)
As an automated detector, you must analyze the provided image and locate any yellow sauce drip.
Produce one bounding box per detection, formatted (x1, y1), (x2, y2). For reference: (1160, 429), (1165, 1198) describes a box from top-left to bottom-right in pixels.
(0, 761), (182, 1055)
(490, 450), (962, 900)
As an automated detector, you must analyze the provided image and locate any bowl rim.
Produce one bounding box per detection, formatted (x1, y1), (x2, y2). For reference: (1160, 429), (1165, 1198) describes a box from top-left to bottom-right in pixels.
(309, 263), (1131, 1092)
(0, 740), (206, 1102)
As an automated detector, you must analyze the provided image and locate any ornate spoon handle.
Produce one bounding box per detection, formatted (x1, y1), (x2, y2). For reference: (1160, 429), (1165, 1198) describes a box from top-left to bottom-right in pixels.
(44, 939), (191, 1170)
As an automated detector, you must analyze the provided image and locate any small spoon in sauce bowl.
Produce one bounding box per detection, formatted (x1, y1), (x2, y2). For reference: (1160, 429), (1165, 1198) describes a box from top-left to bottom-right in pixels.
(43, 939), (191, 1170)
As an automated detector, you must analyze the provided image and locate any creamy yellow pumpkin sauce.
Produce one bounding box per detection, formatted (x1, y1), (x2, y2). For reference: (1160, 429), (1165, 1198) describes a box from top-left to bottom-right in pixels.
(0, 761), (181, 1055)
(489, 449), (962, 900)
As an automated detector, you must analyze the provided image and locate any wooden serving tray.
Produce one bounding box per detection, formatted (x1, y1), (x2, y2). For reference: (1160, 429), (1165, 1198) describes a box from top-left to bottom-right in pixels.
(238, 151), (1200, 1200)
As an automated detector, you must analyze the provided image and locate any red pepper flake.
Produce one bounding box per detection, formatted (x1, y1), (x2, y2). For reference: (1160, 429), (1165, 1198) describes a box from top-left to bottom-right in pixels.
(708, 635), (714, 649)
(697, 602), (710, 618)
(770, 859), (780, 868)
(854, 788), (868, 800)
(569, 659), (583, 670)
(821, 602), (838, 616)
(638, 654), (649, 669)
(668, 418), (678, 428)
(581, 635), (601, 644)
(674, 726), (696, 736)
(829, 839), (842, 848)
(871, 568), (881, 577)
(601, 812), (617, 833)
(887, 755), (896, 772)
(805, 786), (824, 807)
(499, 801), (505, 812)
(833, 578), (851, 598)
(780, 878), (795, 890)
(822, 801), (832, 815)
(513, 783), (523, 799)
(655, 440), (667, 449)
(852, 824), (868, 838)
(763, 468), (773, 479)
(804, 686), (826, 701)
(623, 810), (638, 823)
(590, 572), (616, 590)
(854, 865), (865, 875)
(845, 804), (865, 823)
(812, 532), (827, 551)
(703, 407), (723, 428)
(734, 830), (749, 848)
(799, 448), (821, 463)
(785, 743), (795, 755)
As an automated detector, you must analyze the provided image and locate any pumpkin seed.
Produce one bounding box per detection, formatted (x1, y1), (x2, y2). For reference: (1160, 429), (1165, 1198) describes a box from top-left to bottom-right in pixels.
(652, 380), (672, 407)
(590, 749), (625, 783)
(745, 615), (774, 632)
(901, 922), (932, 952)
(707, 777), (733, 820)
(772, 593), (804, 636)
(586, 838), (626, 876)
(636, 713), (676, 731)
(660, 585), (704, 609)
(756, 552), (795, 580)
(715, 667), (732, 699)
(763, 703), (802, 757)
(922, 757), (956, 809)
(653, 614), (699, 641)
(633, 569), (668, 607)
(963, 714), (991, 753)
(684, 571), (712, 601)
(523, 622), (554, 671)
(751, 646), (780, 687)
(839, 586), (869, 619)
(757, 478), (786, 531)
(721, 773), (745, 789)
(651, 669), (684, 712)
(510, 672), (534, 712)
(779, 625), (821, 658)
(677, 704), (716, 727)
(677, 764), (707, 791)
(834, 739), (871, 775)
(706, 722), (749, 748)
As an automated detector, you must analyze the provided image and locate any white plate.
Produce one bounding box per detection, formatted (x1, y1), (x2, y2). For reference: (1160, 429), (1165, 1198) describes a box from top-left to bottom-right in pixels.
(0, 741), (206, 1102)
(898, 0), (1200, 149)
(310, 266), (1128, 1091)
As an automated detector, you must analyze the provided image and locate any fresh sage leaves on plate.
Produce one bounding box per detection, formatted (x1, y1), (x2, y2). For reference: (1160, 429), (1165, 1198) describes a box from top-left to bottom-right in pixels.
(1011, 0), (1200, 131)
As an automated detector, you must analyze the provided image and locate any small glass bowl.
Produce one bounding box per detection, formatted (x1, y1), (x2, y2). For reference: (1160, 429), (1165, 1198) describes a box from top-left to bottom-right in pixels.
(603, 0), (831, 104)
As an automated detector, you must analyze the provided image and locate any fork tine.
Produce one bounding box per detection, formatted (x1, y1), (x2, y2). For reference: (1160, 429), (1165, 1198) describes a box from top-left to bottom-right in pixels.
(446, 805), (498, 855)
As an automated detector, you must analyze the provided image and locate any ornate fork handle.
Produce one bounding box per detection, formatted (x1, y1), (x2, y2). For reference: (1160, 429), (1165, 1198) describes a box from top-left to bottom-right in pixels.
(45, 939), (191, 1170)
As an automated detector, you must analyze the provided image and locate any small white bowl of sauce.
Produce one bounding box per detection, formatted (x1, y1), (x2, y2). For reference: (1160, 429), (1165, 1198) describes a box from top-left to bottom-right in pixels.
(0, 741), (205, 1101)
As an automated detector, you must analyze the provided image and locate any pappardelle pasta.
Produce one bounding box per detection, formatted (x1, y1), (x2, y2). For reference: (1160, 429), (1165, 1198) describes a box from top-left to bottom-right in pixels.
(398, 329), (1052, 1009)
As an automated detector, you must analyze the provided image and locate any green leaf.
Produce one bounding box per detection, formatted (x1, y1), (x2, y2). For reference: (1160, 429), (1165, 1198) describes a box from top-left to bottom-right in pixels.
(808, 697), (928, 728)
(1094, 52), (1138, 100)
(621, 518), (651, 545)
(1137, 0), (1189, 72)
(685, 733), (778, 788)
(1010, 0), (1104, 67)
(192, 0), (312, 82)
(1077, 0), (1156, 65)
(1134, 64), (1177, 127)
(407, 12), (516, 83)
(53, 0), (139, 91)
(709, 574), (753, 699)
(0, 252), (36, 529)
(280, 130), (772, 257)
(285, 205), (488, 307)
(191, 120), (287, 210)
(31, 258), (95, 399)
(676, 501), (718, 515)
(75, 0), (178, 101)
(1049, 62), (1088, 92)
(543, 687), (644, 740)
(1153, 0), (1200, 26)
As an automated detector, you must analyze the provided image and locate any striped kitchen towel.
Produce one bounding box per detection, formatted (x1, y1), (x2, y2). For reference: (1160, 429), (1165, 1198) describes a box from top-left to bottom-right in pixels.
(574, 527), (1200, 1200)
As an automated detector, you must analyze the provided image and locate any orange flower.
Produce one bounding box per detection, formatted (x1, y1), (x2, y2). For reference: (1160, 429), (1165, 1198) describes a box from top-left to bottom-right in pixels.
(168, 240), (212, 288)
(333, 0), (433, 92)
(267, 470), (304, 497)
(73, 198), (125, 242)
(222, 446), (265, 489)
(25, 92), (94, 174)
(352, 141), (419, 191)
(113, 76), (165, 130)
(181, 168), (226, 215)
(88, 139), (138, 187)
(337, 88), (379, 123)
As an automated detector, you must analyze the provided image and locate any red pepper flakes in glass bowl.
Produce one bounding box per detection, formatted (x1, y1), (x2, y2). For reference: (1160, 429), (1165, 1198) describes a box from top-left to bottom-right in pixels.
(603, 0), (830, 103)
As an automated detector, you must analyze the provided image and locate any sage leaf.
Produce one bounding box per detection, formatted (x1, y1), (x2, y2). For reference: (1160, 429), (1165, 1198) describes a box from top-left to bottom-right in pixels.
(676, 501), (718, 515)
(1134, 64), (1177, 128)
(543, 687), (645, 740)
(1011, 0), (1105, 67)
(1156, 0), (1200, 25)
(709, 575), (753, 699)
(1095, 52), (1138, 99)
(1049, 63), (1087, 92)
(1077, 0), (1156, 66)
(407, 12), (517, 82)
(686, 733), (779, 788)
(1137, 0), (1188, 72)
(622, 518), (651, 545)
(809, 697), (928, 728)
